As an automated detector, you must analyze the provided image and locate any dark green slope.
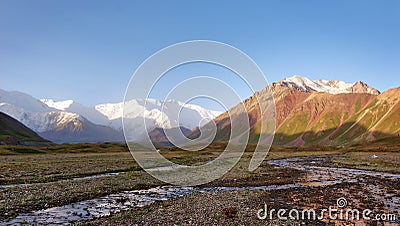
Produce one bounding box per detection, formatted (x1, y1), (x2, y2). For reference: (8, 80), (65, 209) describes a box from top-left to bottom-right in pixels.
(0, 112), (50, 145)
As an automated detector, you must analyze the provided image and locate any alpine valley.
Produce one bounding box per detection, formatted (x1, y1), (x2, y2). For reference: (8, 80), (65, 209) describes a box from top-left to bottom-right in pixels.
(1, 75), (399, 145)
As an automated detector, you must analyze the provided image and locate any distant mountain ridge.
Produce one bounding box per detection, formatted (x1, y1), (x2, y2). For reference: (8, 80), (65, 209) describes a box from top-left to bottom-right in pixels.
(1, 75), (393, 145)
(0, 89), (221, 143)
(192, 75), (398, 146)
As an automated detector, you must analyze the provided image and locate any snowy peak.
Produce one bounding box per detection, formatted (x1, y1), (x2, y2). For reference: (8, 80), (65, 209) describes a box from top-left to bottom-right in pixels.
(348, 81), (380, 95)
(41, 99), (74, 110)
(276, 75), (380, 95)
(95, 99), (221, 124)
(37, 96), (222, 133)
(96, 98), (222, 138)
(0, 88), (52, 112)
(95, 102), (122, 120)
(1, 88), (223, 143)
(315, 79), (353, 90)
(41, 99), (110, 125)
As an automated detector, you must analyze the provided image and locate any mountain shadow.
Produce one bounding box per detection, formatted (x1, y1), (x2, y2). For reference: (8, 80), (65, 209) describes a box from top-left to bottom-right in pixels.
(190, 121), (400, 147)
(273, 121), (400, 146)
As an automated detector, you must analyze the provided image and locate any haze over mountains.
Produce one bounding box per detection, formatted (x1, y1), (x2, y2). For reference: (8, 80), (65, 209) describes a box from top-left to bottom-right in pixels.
(1, 75), (398, 145)
(0, 89), (221, 143)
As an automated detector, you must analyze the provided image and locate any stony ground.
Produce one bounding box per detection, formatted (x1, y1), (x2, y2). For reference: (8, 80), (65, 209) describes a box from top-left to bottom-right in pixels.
(1, 142), (399, 225)
(85, 180), (399, 226)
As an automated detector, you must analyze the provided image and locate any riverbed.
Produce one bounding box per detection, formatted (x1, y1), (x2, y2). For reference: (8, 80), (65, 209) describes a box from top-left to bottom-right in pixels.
(2, 156), (399, 225)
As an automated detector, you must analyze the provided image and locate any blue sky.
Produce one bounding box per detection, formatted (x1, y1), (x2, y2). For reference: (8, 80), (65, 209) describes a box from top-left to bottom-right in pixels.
(1, 0), (399, 111)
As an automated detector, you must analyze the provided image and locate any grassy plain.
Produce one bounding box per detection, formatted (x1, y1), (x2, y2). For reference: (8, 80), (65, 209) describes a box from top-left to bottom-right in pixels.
(1, 138), (399, 223)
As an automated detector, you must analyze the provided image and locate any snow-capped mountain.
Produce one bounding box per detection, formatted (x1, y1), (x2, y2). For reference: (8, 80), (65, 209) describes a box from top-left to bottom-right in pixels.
(40, 98), (222, 141)
(95, 99), (221, 130)
(112, 99), (222, 141)
(0, 75), (380, 143)
(203, 76), (395, 147)
(0, 88), (222, 143)
(0, 89), (78, 133)
(276, 75), (380, 95)
(0, 89), (52, 113)
(41, 98), (110, 125)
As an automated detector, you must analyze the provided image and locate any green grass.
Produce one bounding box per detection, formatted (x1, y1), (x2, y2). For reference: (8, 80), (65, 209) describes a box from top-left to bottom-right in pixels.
(0, 142), (305, 221)
(0, 143), (133, 184)
(355, 96), (362, 112)
(0, 142), (129, 155)
(0, 139), (399, 221)
(329, 152), (400, 173)
(0, 112), (50, 144)
(275, 111), (310, 145)
(0, 143), (162, 220)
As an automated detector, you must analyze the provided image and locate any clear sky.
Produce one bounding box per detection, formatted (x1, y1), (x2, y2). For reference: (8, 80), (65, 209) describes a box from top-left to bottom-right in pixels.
(1, 0), (399, 111)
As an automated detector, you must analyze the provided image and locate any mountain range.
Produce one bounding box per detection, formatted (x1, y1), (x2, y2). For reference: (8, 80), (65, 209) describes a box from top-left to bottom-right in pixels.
(1, 75), (398, 146)
(0, 89), (221, 143)
(192, 75), (399, 146)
